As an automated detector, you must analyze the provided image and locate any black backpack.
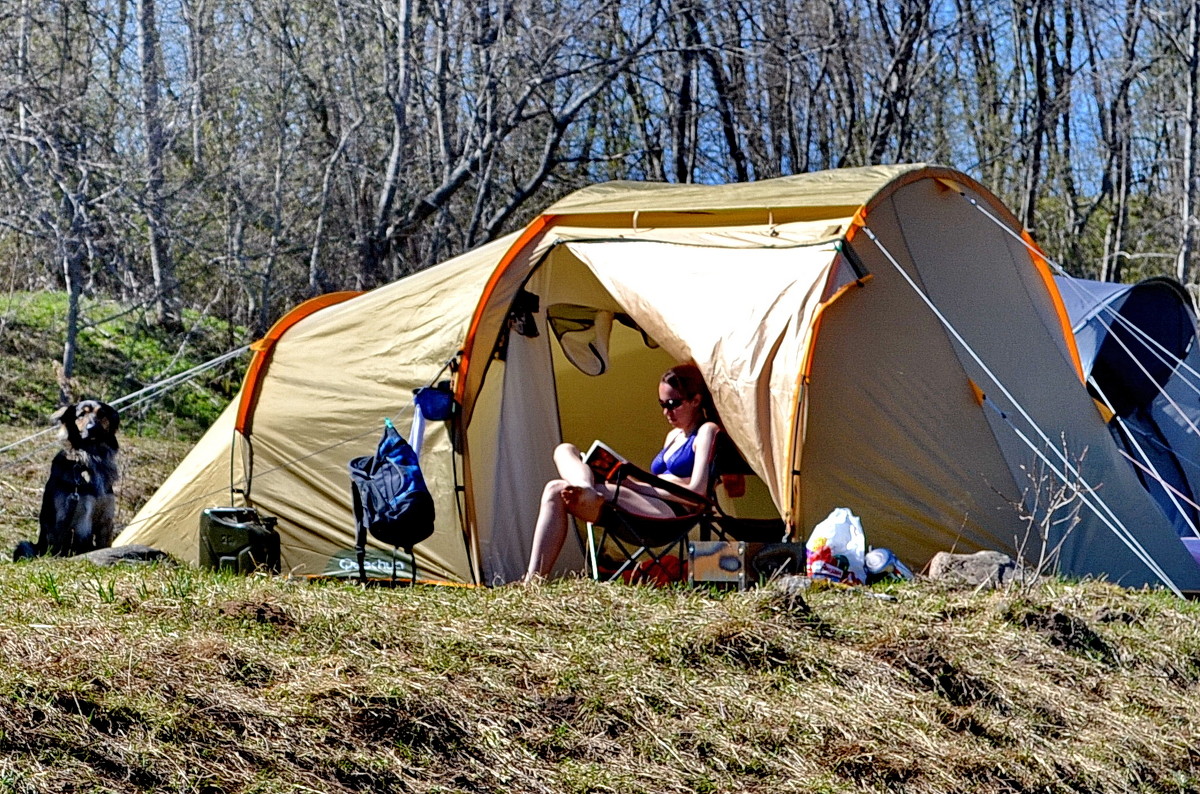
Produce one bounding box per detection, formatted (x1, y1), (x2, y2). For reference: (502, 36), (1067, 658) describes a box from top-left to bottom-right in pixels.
(348, 419), (435, 583)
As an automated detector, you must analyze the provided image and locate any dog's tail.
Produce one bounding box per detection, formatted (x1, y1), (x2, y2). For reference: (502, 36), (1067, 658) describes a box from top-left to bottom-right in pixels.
(12, 540), (38, 562)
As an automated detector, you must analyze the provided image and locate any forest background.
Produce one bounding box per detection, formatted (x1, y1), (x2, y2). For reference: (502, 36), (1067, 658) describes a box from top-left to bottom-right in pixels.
(3, 0), (1200, 393)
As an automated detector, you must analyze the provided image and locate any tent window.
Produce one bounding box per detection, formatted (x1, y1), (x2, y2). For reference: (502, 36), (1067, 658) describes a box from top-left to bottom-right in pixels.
(547, 303), (658, 376)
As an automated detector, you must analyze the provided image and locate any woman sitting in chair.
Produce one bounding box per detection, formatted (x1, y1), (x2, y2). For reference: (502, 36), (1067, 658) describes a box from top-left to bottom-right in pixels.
(523, 363), (720, 583)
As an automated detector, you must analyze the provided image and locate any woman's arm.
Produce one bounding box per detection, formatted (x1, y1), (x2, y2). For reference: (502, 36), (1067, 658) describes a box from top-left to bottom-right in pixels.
(621, 421), (719, 501)
(683, 422), (720, 495)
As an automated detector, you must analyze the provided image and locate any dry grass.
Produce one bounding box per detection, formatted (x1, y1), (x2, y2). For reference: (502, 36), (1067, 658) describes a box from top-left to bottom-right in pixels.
(0, 566), (1194, 793)
(1, 427), (1199, 792)
(0, 425), (188, 555)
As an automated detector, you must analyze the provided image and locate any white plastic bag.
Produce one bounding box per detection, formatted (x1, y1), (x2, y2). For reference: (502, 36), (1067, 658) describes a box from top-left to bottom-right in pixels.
(805, 507), (868, 584)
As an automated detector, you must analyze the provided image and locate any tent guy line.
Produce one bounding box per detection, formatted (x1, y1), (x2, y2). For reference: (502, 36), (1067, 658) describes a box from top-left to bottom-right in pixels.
(1084, 338), (1200, 443)
(1120, 449), (1200, 516)
(110, 345), (251, 412)
(1088, 375), (1200, 539)
(1081, 304), (1200, 405)
(1069, 300), (1200, 443)
(966, 192), (1200, 404)
(861, 224), (1185, 597)
(1125, 423), (1200, 475)
(964, 190), (1200, 529)
(0, 345), (251, 459)
(118, 419), (392, 535)
(1099, 379), (1200, 542)
(0, 438), (61, 475)
(907, 293), (1183, 596)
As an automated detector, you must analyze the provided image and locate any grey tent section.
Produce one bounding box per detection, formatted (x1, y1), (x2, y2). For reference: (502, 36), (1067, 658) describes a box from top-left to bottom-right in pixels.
(1056, 275), (1200, 539)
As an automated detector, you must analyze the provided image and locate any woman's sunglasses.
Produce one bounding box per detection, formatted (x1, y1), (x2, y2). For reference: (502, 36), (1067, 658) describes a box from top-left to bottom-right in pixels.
(659, 398), (686, 410)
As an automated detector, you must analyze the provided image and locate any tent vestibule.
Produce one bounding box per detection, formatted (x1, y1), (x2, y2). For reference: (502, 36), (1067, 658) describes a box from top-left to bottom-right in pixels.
(1057, 275), (1200, 541)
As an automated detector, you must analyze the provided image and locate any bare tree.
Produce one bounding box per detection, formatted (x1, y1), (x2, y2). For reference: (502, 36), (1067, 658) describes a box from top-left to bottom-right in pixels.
(137, 0), (181, 329)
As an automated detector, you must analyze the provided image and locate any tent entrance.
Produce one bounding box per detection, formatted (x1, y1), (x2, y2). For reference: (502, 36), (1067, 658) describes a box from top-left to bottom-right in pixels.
(467, 244), (683, 584)
(467, 240), (812, 584)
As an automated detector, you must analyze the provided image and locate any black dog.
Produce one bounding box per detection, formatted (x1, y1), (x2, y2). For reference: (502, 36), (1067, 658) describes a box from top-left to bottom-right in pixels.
(14, 400), (121, 560)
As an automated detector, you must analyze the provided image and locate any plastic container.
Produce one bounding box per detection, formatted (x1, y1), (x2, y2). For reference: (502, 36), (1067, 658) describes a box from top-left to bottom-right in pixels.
(864, 547), (914, 583)
(199, 507), (281, 574)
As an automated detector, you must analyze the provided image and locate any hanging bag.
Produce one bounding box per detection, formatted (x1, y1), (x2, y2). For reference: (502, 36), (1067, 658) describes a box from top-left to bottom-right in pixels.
(348, 419), (435, 584)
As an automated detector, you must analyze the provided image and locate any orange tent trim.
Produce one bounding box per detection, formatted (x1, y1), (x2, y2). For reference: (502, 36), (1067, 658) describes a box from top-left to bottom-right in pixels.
(1020, 230), (1085, 382)
(236, 291), (362, 435)
(455, 214), (557, 403)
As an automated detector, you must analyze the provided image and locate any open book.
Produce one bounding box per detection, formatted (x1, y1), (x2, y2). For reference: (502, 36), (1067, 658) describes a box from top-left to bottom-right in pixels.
(584, 439), (627, 482)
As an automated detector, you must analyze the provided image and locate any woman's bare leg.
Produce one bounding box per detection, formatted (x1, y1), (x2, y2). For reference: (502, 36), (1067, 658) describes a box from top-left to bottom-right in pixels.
(553, 442), (677, 519)
(525, 444), (601, 582)
(553, 443), (595, 487)
(525, 443), (681, 582)
(554, 442), (606, 523)
(526, 478), (571, 582)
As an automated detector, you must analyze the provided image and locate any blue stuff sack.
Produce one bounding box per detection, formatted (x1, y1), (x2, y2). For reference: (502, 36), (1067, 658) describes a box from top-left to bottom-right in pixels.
(414, 382), (455, 421)
(349, 419), (435, 566)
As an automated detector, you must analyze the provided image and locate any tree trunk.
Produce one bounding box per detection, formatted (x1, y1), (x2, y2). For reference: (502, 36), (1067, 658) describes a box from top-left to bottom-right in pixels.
(137, 0), (181, 330)
(359, 0), (413, 288)
(59, 193), (87, 405)
(670, 0), (701, 183)
(1178, 0), (1200, 284)
(1017, 0), (1051, 232)
(181, 0), (209, 172)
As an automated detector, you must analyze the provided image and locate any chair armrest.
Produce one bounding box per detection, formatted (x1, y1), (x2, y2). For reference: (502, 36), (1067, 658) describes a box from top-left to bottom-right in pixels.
(611, 462), (712, 507)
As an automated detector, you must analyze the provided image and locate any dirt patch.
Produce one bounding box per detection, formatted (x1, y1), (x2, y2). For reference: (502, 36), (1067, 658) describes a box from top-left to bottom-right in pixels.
(684, 621), (796, 670)
(1006, 605), (1116, 663)
(350, 694), (469, 755)
(824, 738), (920, 788)
(218, 599), (294, 628)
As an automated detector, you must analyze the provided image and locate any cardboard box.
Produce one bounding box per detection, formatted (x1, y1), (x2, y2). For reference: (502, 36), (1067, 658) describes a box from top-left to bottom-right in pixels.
(688, 541), (805, 590)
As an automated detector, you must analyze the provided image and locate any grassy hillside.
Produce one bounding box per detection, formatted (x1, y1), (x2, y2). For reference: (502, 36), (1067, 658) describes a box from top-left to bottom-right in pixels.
(0, 291), (242, 432)
(0, 291), (244, 553)
(0, 569), (1197, 793)
(1, 291), (1199, 793)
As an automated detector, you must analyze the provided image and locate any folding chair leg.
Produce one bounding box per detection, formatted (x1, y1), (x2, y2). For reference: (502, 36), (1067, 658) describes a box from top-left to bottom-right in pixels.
(587, 521), (650, 582)
(586, 522), (600, 580)
(587, 521), (638, 582)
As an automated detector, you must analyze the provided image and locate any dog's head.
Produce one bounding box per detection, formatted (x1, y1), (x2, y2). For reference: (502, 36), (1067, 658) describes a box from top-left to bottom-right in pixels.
(54, 400), (120, 448)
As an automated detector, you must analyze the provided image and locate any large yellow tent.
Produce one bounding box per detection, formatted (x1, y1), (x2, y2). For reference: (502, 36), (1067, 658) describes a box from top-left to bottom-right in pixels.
(119, 164), (1200, 592)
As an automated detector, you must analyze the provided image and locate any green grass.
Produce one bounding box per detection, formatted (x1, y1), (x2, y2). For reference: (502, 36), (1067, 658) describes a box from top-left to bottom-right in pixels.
(0, 290), (245, 433)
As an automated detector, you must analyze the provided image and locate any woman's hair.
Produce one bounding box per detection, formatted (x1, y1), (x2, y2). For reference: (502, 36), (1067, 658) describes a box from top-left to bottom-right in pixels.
(662, 363), (718, 424)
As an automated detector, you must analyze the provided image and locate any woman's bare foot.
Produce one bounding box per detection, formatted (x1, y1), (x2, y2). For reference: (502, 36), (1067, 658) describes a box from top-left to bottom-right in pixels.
(561, 486), (605, 523)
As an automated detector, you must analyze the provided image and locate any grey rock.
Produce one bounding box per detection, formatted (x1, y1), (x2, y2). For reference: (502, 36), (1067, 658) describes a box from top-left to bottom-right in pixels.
(78, 544), (176, 566)
(928, 550), (1028, 588)
(772, 574), (814, 596)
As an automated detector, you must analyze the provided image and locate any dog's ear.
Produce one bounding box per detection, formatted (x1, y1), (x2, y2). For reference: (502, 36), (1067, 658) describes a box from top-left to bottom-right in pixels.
(100, 403), (120, 435)
(50, 403), (75, 425)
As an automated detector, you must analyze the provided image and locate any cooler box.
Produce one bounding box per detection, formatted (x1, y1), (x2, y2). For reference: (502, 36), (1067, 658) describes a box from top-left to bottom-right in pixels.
(199, 508), (281, 574)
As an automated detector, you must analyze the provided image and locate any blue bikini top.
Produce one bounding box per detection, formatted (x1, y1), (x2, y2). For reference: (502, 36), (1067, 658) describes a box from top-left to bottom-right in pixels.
(650, 432), (697, 478)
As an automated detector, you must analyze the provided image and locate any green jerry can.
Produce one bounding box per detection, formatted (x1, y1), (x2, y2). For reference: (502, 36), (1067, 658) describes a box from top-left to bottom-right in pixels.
(199, 507), (281, 574)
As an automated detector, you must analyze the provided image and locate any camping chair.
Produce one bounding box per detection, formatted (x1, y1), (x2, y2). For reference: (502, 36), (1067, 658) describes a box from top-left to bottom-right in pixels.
(584, 461), (716, 584)
(706, 439), (789, 546)
(584, 433), (787, 583)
